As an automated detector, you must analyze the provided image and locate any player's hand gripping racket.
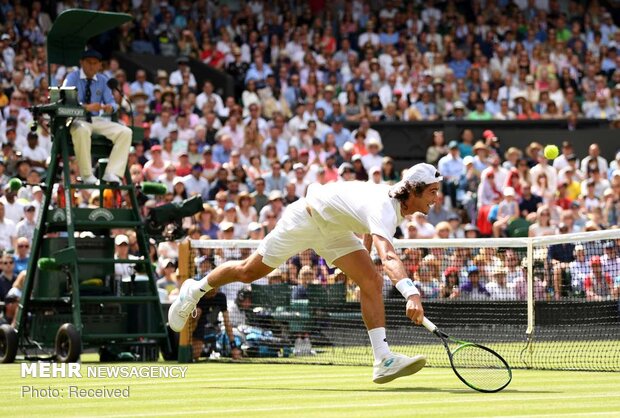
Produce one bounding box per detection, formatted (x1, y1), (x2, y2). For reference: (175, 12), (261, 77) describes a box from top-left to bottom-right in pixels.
(422, 317), (512, 393)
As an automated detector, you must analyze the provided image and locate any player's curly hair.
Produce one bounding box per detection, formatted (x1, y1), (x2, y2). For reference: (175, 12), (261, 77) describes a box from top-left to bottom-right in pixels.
(389, 181), (428, 205)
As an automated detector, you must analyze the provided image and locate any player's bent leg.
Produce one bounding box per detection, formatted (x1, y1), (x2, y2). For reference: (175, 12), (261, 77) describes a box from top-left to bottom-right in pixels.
(332, 250), (385, 330)
(332, 250), (426, 383)
(168, 251), (274, 333)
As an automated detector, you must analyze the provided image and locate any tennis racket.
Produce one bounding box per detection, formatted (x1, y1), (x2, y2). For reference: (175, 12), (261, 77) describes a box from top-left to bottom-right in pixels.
(422, 317), (512, 393)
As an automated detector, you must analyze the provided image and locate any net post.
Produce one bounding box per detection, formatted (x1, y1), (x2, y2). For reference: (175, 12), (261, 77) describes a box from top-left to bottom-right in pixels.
(524, 238), (535, 367)
(177, 239), (193, 363)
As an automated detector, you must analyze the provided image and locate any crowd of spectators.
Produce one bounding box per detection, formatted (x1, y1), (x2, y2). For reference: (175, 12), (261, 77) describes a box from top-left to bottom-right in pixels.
(1, 0), (620, 315)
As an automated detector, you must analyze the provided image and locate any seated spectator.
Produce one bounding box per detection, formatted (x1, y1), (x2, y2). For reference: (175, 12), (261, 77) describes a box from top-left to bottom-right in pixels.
(15, 204), (36, 243)
(440, 267), (460, 299)
(13, 237), (30, 276)
(413, 261), (440, 299)
(584, 256), (615, 301)
(156, 259), (178, 299)
(549, 223), (576, 299)
(486, 268), (516, 300)
(493, 187), (520, 237)
(460, 266), (490, 300)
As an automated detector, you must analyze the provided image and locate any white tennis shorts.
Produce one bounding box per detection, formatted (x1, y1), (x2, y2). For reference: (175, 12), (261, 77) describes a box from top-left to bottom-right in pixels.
(257, 198), (365, 268)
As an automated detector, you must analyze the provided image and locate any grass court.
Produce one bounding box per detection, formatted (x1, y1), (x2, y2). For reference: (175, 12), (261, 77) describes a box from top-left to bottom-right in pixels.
(3, 358), (620, 417)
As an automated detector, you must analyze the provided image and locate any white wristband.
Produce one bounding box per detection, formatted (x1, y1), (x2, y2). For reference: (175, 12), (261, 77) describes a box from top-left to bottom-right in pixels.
(396, 278), (420, 299)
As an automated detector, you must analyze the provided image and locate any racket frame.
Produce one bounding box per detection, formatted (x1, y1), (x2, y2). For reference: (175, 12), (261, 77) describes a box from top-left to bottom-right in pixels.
(422, 317), (513, 393)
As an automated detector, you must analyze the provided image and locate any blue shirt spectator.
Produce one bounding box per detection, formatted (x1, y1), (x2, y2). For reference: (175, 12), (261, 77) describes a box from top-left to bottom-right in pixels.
(448, 52), (472, 79)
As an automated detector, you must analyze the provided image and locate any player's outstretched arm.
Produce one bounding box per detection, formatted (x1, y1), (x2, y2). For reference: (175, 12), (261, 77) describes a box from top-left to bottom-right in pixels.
(372, 235), (424, 325)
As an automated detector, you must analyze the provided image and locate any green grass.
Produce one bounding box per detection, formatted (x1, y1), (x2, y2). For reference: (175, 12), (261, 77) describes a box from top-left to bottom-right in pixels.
(2, 360), (620, 417)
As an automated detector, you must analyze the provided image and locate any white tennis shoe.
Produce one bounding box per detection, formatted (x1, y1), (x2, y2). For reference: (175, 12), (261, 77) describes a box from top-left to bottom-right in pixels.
(168, 280), (204, 332)
(372, 353), (427, 384)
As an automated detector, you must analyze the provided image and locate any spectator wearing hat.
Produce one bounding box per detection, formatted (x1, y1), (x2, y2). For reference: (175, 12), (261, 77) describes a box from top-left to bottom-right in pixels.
(183, 163), (210, 201)
(63, 49), (132, 185)
(143, 145), (167, 181)
(114, 234), (137, 279)
(460, 266), (490, 300)
(440, 267), (461, 299)
(246, 221), (264, 240)
(169, 56), (196, 88)
(361, 138), (383, 172)
(600, 241), (620, 279)
(446, 213), (465, 239)
(157, 258), (178, 299)
(486, 268), (515, 300)
(15, 204), (36, 243)
(584, 256), (615, 301)
(259, 190), (285, 223)
(292, 163), (310, 198)
(492, 187), (520, 237)
(174, 151), (193, 177)
(198, 145), (220, 182)
(1, 292), (18, 324)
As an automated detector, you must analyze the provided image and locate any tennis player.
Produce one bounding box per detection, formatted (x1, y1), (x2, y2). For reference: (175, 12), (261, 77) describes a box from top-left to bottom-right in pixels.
(170, 163), (442, 383)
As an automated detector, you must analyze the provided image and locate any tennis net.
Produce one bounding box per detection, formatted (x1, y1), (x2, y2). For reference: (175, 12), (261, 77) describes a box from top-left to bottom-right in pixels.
(187, 229), (620, 371)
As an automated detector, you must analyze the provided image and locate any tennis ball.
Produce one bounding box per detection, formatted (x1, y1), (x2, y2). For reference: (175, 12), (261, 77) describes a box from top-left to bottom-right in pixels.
(544, 145), (559, 160)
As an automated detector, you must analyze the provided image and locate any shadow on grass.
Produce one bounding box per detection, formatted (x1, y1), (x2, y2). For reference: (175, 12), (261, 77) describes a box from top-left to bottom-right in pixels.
(202, 385), (557, 394)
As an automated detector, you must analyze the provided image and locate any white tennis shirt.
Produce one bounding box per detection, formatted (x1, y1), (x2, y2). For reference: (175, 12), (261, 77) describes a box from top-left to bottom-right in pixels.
(305, 181), (403, 243)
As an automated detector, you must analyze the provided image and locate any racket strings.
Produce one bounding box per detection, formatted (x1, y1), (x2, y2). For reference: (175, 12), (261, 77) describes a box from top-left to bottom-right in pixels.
(451, 345), (511, 391)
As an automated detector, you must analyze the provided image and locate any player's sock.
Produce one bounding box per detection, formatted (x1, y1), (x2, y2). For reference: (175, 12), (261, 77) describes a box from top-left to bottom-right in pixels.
(368, 327), (391, 362)
(193, 276), (212, 297)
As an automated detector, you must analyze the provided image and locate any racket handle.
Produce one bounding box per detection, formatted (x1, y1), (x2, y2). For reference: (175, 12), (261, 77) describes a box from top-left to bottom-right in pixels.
(422, 317), (437, 332)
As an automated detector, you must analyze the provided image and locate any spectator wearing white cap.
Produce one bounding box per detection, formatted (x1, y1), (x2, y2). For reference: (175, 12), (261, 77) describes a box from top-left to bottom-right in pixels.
(292, 163), (310, 198)
(114, 234), (137, 279)
(492, 187), (520, 237)
(15, 204), (36, 242)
